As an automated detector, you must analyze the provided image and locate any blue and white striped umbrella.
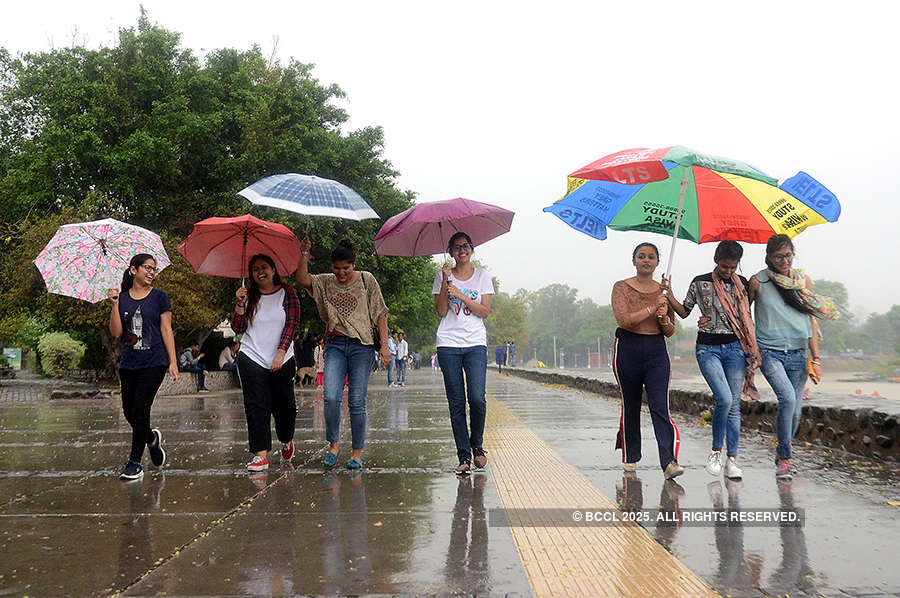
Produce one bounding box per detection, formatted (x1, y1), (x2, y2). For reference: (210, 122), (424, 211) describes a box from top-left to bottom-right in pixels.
(238, 173), (379, 221)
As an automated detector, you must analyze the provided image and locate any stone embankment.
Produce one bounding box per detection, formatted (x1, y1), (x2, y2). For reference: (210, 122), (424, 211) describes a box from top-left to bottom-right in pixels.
(504, 367), (899, 461)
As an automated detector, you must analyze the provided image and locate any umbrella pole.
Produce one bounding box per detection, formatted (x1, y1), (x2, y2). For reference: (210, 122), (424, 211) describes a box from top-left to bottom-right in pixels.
(663, 167), (691, 291)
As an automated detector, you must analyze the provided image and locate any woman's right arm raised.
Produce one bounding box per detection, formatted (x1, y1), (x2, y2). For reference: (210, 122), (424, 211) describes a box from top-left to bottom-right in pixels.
(107, 289), (122, 338)
(296, 237), (313, 291)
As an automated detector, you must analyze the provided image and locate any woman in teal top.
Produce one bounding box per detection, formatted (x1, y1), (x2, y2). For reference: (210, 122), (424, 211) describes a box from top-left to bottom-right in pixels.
(748, 234), (836, 481)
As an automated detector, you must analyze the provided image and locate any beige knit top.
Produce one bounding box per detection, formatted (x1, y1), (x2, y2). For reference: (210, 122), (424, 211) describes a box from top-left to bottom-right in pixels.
(308, 271), (388, 345)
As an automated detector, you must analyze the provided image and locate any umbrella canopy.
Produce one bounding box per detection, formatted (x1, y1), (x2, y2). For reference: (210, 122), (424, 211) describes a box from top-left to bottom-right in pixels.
(237, 173), (378, 221)
(177, 214), (301, 279)
(34, 218), (171, 303)
(374, 198), (515, 256)
(546, 146), (841, 245)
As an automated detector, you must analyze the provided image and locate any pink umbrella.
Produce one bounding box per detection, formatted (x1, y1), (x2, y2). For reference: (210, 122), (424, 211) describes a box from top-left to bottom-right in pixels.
(177, 214), (301, 279)
(374, 198), (515, 256)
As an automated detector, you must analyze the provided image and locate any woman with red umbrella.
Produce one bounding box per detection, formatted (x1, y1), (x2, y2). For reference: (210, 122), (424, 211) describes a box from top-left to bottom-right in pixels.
(232, 254), (301, 472)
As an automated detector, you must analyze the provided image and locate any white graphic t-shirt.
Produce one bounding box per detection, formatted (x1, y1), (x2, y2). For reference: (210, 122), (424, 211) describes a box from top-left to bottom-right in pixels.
(432, 267), (494, 348)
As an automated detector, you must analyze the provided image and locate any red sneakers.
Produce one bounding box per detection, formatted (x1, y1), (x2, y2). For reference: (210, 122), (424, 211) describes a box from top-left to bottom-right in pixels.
(281, 440), (295, 461)
(247, 455), (269, 471)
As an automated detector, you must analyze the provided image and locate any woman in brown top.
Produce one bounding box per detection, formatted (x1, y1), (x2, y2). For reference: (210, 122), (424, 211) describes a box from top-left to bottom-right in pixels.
(611, 242), (683, 479)
(296, 238), (392, 470)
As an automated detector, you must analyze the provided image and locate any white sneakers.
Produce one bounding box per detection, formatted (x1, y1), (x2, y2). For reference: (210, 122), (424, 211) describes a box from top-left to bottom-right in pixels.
(724, 456), (743, 479)
(705, 450), (723, 476)
(706, 449), (743, 479)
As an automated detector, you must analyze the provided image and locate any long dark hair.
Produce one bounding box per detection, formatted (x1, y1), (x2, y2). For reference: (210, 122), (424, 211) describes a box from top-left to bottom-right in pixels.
(245, 254), (282, 324)
(764, 234), (814, 315)
(121, 254), (155, 292)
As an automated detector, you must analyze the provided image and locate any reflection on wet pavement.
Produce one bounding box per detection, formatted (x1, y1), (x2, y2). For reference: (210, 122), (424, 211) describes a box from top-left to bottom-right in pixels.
(0, 372), (528, 597)
(490, 373), (900, 597)
(2, 369), (899, 597)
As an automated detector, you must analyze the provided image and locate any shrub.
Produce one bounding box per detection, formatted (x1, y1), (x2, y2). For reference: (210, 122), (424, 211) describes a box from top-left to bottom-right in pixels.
(36, 332), (86, 377)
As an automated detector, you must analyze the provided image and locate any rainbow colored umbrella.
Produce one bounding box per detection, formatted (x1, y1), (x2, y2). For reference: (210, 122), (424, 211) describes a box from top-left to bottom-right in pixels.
(544, 146), (840, 274)
(34, 218), (171, 303)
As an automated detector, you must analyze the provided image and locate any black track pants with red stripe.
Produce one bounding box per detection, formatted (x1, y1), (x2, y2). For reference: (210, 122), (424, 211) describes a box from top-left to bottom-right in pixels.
(613, 329), (681, 471)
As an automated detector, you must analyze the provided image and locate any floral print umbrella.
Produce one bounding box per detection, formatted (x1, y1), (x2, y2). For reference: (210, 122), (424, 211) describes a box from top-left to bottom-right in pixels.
(34, 218), (171, 303)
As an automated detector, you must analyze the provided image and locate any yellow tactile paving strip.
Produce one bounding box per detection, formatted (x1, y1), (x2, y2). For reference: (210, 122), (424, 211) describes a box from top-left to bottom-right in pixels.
(484, 394), (717, 598)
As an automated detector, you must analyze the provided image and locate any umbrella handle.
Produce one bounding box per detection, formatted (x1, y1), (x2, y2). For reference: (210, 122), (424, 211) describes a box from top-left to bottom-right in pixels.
(663, 167), (691, 292)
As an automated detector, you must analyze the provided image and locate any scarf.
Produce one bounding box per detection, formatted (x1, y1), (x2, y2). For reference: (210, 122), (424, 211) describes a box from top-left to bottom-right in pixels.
(712, 270), (761, 402)
(767, 268), (839, 320)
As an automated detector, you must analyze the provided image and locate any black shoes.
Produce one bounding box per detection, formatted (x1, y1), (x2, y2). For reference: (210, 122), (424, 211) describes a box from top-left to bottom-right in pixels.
(119, 460), (143, 480)
(148, 429), (166, 467)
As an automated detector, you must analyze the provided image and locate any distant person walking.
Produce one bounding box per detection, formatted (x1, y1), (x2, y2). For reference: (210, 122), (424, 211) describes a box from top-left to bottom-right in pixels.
(314, 337), (326, 388)
(494, 345), (506, 374)
(107, 254), (178, 481)
(434, 232), (493, 475)
(396, 332), (409, 386)
(662, 241), (760, 480)
(611, 242), (683, 480)
(232, 254), (301, 472)
(387, 331), (398, 386)
(296, 238), (391, 470)
(748, 234), (837, 480)
(509, 341), (516, 367)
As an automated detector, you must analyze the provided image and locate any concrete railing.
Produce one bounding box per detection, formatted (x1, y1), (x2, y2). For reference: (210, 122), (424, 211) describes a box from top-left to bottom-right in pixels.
(502, 367), (898, 462)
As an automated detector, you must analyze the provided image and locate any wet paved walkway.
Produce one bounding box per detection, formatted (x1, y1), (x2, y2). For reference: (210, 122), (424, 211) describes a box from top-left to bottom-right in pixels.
(1, 369), (899, 596)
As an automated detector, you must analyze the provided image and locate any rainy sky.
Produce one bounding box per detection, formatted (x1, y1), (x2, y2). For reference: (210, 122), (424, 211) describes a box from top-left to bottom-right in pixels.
(3, 1), (898, 320)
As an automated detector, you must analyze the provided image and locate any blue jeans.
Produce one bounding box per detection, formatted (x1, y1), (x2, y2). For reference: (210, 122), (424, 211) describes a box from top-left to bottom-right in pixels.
(324, 336), (376, 450)
(760, 348), (808, 460)
(387, 354), (396, 384)
(696, 341), (746, 456)
(180, 364), (206, 390)
(437, 346), (487, 463)
(397, 358), (407, 383)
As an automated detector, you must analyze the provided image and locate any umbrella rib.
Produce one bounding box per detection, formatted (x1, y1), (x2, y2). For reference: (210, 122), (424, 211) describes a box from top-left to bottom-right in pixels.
(245, 229), (293, 271)
(412, 225), (432, 255)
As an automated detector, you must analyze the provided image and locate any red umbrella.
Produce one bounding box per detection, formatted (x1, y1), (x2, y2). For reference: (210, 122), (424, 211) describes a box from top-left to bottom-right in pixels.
(177, 214), (301, 279)
(374, 198), (514, 256)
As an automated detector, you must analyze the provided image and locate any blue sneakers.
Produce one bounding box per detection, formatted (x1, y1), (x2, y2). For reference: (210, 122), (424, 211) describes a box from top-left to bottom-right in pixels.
(119, 460), (143, 480)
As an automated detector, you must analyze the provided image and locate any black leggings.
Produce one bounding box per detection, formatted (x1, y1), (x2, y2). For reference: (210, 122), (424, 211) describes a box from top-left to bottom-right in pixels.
(120, 366), (167, 462)
(613, 329), (680, 471)
(236, 353), (297, 453)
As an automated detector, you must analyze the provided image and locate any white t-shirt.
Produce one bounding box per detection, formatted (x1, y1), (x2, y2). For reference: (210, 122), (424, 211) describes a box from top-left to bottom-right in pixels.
(432, 267), (493, 348)
(239, 288), (295, 368)
(397, 339), (408, 359)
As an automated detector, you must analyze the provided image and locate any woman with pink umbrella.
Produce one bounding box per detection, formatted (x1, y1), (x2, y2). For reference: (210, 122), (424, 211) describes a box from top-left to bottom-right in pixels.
(433, 233), (494, 475)
(107, 254), (179, 481)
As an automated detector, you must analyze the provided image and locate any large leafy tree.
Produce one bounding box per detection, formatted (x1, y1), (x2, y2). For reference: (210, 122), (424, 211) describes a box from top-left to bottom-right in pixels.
(0, 13), (436, 370)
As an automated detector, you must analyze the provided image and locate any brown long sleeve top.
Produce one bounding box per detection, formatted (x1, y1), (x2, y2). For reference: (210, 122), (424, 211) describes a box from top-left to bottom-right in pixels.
(611, 279), (675, 336)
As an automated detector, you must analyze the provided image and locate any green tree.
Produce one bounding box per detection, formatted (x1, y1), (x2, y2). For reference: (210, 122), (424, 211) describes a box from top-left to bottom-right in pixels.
(0, 13), (436, 374)
(486, 290), (529, 350)
(526, 283), (580, 365)
(812, 279), (856, 353)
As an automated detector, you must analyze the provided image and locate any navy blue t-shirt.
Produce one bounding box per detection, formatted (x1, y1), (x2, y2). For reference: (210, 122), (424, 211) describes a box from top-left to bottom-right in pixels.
(118, 288), (172, 370)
